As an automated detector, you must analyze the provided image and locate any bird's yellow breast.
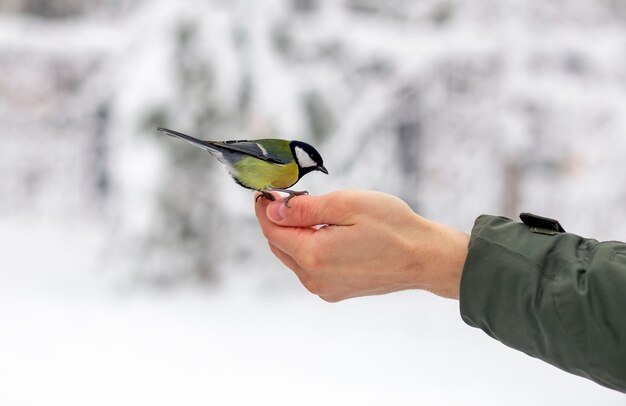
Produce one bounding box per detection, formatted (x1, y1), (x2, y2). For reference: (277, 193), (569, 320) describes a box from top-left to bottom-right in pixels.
(233, 158), (299, 191)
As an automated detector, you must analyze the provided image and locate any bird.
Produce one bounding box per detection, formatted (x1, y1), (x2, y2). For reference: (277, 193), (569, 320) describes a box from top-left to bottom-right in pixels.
(157, 127), (328, 206)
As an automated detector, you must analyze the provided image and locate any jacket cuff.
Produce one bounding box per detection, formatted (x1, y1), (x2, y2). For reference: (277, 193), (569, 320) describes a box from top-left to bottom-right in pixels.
(459, 215), (569, 362)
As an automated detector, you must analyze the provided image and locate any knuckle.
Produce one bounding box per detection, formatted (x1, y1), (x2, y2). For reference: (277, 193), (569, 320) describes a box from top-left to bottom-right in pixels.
(299, 272), (320, 294)
(294, 228), (315, 253)
(292, 200), (312, 223)
(268, 241), (279, 255)
(300, 250), (323, 270)
(319, 294), (341, 303)
(296, 269), (309, 286)
(327, 191), (357, 223)
(263, 222), (286, 243)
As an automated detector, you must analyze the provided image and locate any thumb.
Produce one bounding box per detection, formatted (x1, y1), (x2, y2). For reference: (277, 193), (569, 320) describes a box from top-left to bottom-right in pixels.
(266, 192), (353, 227)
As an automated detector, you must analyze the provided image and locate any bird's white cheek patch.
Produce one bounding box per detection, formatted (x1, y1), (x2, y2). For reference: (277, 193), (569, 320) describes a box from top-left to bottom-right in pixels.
(295, 146), (317, 168)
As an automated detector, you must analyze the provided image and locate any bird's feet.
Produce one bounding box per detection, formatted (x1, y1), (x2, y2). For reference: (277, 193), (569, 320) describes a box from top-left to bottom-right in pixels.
(258, 189), (308, 208)
(281, 190), (308, 208)
(255, 191), (276, 203)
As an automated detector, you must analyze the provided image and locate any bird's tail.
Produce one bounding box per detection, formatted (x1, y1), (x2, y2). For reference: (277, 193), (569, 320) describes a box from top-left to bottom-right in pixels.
(157, 127), (217, 152)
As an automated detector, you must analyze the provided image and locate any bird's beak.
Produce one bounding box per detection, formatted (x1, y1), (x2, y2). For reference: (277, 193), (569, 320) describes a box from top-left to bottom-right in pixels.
(317, 165), (328, 174)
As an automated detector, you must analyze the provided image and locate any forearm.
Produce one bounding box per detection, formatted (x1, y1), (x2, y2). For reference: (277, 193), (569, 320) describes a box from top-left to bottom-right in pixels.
(460, 214), (626, 392)
(409, 219), (469, 299)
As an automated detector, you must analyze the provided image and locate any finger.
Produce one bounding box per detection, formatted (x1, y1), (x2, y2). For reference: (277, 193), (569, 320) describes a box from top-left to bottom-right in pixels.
(254, 193), (271, 238)
(268, 242), (302, 273)
(254, 191), (282, 226)
(266, 191), (355, 228)
(269, 242), (317, 295)
(255, 194), (316, 258)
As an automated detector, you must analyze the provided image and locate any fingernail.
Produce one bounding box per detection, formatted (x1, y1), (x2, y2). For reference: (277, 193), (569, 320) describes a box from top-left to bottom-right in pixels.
(267, 201), (286, 222)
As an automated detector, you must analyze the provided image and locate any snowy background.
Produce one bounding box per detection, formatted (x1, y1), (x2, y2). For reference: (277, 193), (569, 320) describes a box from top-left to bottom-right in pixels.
(1, 0), (626, 404)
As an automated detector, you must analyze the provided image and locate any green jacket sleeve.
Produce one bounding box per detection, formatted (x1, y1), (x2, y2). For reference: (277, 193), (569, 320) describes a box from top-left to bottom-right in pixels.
(460, 214), (626, 392)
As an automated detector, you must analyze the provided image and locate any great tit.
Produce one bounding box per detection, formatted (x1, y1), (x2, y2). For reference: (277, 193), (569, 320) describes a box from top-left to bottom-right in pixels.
(158, 128), (328, 205)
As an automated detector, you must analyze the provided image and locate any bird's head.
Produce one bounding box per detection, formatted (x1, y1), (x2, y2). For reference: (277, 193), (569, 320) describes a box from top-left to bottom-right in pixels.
(290, 141), (328, 177)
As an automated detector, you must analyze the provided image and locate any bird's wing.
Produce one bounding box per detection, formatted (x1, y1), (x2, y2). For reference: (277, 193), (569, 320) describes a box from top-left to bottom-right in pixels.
(211, 140), (289, 164)
(158, 128), (290, 164)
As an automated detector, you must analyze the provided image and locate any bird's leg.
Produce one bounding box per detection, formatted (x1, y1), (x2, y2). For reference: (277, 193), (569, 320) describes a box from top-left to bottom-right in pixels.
(272, 189), (309, 208)
(255, 191), (276, 203)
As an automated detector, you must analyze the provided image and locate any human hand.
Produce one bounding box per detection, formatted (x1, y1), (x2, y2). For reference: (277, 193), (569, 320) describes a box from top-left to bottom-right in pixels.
(254, 190), (469, 302)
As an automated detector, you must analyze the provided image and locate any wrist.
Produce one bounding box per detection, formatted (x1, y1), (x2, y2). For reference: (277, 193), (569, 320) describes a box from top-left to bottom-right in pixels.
(407, 217), (470, 299)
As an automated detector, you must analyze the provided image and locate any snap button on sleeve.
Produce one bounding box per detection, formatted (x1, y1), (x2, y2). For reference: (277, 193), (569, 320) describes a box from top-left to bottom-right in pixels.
(519, 212), (566, 235)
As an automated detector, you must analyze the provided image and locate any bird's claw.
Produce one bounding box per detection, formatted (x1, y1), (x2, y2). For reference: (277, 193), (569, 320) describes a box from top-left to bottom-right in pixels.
(255, 192), (276, 203)
(257, 190), (308, 208)
(283, 190), (308, 208)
